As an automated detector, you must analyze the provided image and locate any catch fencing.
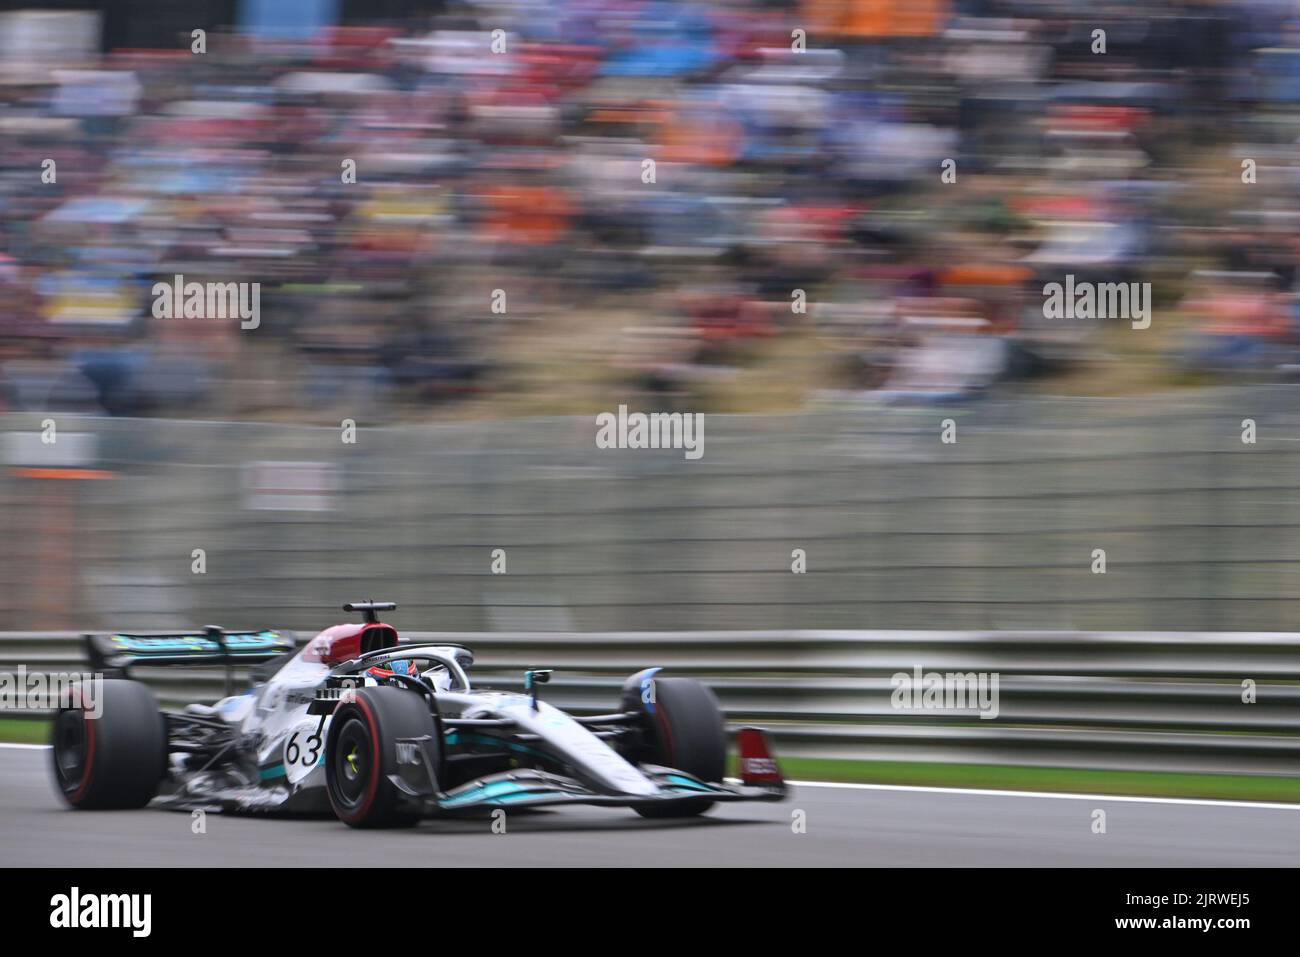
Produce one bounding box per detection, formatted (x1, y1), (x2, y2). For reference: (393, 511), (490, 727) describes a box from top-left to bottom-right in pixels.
(0, 385), (1298, 634)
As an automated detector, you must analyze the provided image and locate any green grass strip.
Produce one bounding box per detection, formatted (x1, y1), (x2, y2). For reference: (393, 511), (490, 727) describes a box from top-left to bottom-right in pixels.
(7, 717), (1296, 803)
(768, 756), (1300, 803)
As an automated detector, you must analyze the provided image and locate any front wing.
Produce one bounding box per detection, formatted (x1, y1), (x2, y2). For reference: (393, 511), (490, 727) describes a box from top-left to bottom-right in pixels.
(422, 765), (787, 813)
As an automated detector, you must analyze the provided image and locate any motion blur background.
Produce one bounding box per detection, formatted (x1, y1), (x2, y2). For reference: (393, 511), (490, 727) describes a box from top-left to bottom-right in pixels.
(0, 0), (1298, 634)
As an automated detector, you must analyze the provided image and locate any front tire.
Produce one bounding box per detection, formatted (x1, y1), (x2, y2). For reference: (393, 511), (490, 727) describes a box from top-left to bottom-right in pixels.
(629, 676), (726, 818)
(52, 679), (166, 810)
(325, 686), (438, 828)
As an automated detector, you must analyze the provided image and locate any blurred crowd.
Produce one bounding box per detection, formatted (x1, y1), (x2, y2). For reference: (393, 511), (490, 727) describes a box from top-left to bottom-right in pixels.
(1, 0), (1299, 417)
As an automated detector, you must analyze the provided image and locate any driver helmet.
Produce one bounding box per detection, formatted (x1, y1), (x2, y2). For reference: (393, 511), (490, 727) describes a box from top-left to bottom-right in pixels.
(365, 658), (419, 681)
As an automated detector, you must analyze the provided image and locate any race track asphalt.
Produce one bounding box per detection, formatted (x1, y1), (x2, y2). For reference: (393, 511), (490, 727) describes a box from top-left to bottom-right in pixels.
(2, 746), (1297, 867)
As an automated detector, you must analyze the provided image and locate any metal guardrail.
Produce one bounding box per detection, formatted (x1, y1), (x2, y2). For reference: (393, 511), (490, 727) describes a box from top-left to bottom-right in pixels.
(2, 630), (1298, 776)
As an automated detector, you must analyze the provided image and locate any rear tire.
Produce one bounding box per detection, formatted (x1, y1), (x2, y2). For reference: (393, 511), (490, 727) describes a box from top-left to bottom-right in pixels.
(325, 686), (438, 828)
(52, 679), (166, 810)
(630, 676), (726, 818)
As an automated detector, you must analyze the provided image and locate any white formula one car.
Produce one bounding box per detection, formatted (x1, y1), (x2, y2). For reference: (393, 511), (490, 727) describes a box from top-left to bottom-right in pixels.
(52, 602), (786, 827)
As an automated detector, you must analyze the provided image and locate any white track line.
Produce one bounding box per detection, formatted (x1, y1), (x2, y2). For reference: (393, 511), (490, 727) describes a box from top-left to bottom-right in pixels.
(788, 779), (1300, 811)
(4, 743), (1297, 811)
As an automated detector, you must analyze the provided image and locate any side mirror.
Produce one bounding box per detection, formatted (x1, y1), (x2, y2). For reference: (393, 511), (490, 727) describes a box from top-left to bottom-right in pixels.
(524, 669), (553, 710)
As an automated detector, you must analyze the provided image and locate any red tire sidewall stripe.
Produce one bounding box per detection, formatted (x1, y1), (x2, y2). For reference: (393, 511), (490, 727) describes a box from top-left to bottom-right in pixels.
(654, 699), (676, 766)
(340, 696), (383, 824)
(69, 708), (97, 805)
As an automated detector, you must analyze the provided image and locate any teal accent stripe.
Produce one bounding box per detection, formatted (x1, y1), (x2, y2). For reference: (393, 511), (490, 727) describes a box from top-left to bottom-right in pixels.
(441, 779), (540, 808)
(259, 763), (286, 781)
(449, 732), (547, 759)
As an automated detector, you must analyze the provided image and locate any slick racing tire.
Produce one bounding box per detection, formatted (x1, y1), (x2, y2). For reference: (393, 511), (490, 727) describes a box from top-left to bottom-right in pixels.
(631, 676), (726, 819)
(326, 686), (438, 828)
(52, 679), (166, 810)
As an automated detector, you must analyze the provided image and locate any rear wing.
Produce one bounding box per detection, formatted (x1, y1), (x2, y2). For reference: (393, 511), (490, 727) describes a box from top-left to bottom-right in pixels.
(86, 627), (296, 695)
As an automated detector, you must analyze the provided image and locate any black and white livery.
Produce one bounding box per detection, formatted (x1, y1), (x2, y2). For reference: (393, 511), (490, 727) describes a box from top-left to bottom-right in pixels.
(51, 602), (786, 827)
